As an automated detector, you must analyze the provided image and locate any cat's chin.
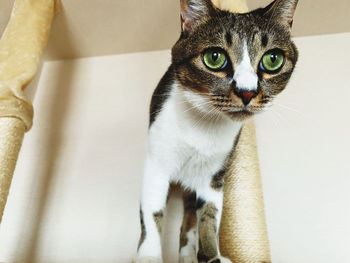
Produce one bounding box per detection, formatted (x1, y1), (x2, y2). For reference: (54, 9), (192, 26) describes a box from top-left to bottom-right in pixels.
(226, 109), (254, 121)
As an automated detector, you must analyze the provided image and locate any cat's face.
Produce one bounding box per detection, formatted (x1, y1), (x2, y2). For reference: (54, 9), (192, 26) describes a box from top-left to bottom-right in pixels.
(172, 0), (299, 120)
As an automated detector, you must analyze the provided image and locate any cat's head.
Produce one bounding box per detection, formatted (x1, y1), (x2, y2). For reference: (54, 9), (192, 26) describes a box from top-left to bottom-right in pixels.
(172, 0), (299, 120)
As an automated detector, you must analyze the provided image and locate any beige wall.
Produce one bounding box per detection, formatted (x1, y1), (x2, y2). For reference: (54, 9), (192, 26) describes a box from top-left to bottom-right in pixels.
(1, 0), (349, 60)
(256, 32), (350, 263)
(0, 33), (349, 263)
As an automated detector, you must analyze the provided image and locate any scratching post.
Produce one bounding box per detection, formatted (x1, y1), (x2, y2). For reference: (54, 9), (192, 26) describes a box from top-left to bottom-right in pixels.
(211, 0), (249, 13)
(212, 0), (272, 262)
(220, 120), (271, 263)
(0, 0), (59, 223)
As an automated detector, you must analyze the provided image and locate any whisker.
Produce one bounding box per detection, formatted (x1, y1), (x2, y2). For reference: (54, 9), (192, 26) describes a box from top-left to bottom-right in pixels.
(150, 100), (211, 117)
(269, 108), (282, 128)
(204, 109), (221, 135)
(191, 107), (216, 131)
(271, 107), (296, 129)
(151, 91), (210, 97)
(181, 101), (212, 114)
(149, 108), (164, 117)
(274, 102), (305, 117)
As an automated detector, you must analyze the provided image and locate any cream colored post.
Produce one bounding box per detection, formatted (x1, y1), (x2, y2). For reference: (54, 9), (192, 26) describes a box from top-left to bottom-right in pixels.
(211, 0), (272, 262)
(0, 0), (59, 222)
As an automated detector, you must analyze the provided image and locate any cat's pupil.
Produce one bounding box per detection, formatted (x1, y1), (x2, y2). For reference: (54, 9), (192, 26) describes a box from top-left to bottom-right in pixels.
(212, 52), (219, 61)
(270, 54), (277, 63)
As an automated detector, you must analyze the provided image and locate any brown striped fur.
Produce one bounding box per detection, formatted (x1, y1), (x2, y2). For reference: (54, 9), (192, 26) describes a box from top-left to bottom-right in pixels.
(180, 192), (197, 249)
(170, 0), (298, 121)
(197, 202), (219, 261)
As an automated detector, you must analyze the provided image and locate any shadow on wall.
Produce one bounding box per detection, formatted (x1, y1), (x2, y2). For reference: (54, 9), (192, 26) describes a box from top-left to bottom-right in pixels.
(44, 2), (82, 60)
(13, 10), (79, 263)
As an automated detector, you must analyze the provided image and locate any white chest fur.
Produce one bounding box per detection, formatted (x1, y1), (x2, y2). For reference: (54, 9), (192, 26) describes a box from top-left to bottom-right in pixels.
(147, 86), (242, 191)
(138, 85), (242, 259)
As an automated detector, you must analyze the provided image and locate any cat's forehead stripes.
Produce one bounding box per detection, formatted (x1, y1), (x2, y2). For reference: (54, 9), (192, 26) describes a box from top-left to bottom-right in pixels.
(225, 32), (232, 46)
(262, 34), (268, 47)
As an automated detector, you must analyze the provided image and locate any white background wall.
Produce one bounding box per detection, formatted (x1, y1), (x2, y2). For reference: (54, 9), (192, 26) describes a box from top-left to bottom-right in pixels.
(0, 33), (349, 263)
(256, 33), (350, 263)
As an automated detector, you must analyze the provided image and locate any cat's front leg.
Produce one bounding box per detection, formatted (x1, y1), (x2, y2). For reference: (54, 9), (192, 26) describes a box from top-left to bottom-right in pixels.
(179, 191), (198, 263)
(134, 157), (170, 263)
(196, 181), (231, 263)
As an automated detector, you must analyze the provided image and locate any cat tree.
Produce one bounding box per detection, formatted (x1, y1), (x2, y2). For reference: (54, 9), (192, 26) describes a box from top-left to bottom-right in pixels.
(0, 0), (59, 221)
(0, 0), (270, 262)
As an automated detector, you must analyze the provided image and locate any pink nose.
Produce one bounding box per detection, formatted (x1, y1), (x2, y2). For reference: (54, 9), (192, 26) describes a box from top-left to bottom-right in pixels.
(237, 90), (257, 105)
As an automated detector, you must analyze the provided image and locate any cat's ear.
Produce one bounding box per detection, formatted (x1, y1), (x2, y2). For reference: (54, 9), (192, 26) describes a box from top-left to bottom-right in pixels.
(180, 0), (216, 34)
(264, 0), (298, 31)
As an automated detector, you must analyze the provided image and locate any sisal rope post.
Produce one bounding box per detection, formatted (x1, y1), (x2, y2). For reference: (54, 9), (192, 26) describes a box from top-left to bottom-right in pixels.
(220, 120), (271, 263)
(211, 0), (272, 262)
(0, 0), (59, 223)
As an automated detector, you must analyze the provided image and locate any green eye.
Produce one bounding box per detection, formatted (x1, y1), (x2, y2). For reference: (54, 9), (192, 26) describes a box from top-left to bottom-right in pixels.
(260, 49), (285, 73)
(203, 49), (227, 70)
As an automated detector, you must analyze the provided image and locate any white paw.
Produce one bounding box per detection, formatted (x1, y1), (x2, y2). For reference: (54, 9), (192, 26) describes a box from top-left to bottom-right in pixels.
(133, 256), (162, 263)
(207, 256), (232, 263)
(180, 255), (198, 263)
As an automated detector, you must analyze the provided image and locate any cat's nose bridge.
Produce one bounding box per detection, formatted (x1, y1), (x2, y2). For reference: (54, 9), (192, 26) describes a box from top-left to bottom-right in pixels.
(233, 67), (258, 92)
(232, 41), (258, 93)
(233, 41), (258, 92)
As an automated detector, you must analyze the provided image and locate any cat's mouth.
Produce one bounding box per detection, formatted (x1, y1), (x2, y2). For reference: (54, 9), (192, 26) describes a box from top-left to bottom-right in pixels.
(227, 109), (254, 118)
(214, 105), (267, 120)
(209, 94), (268, 120)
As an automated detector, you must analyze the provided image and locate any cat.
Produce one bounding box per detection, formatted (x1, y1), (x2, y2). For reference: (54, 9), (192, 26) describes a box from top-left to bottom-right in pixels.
(134, 0), (299, 262)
